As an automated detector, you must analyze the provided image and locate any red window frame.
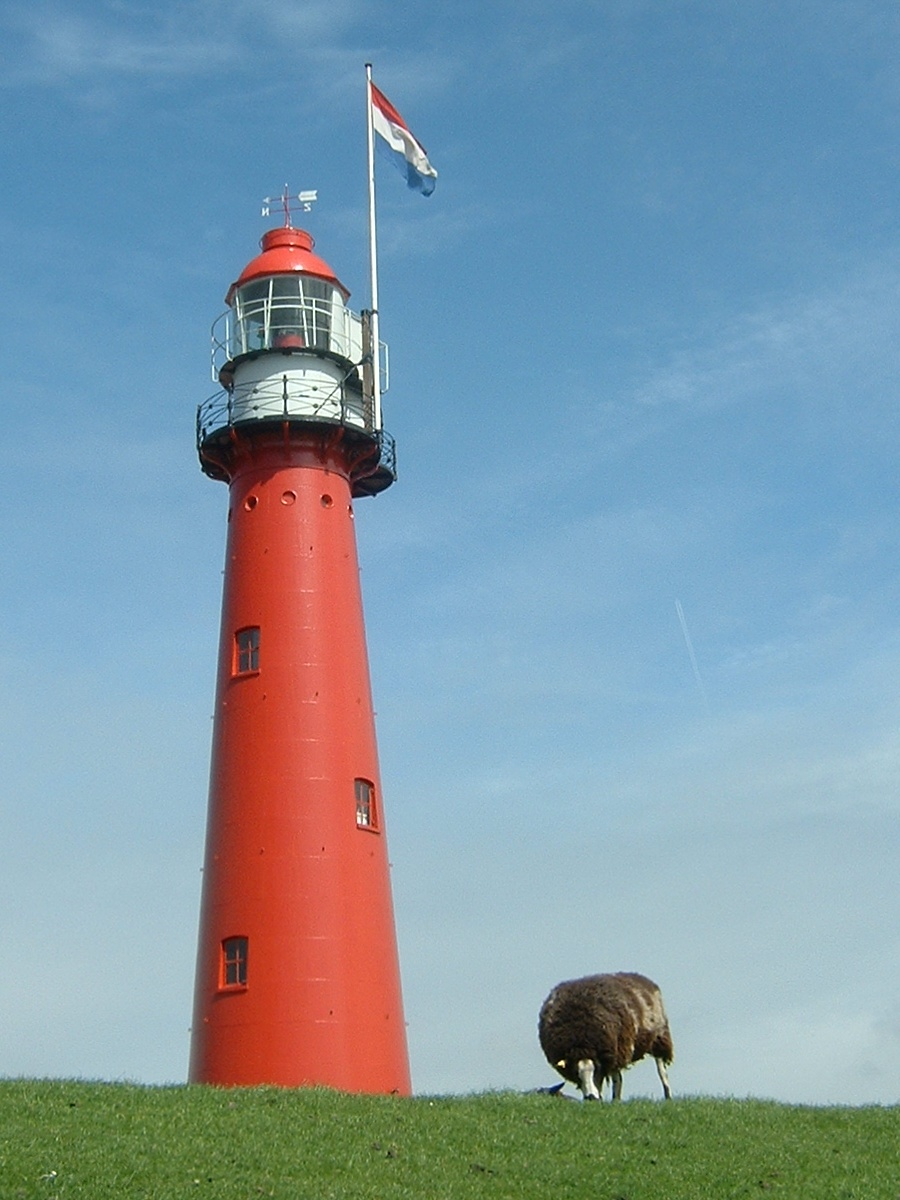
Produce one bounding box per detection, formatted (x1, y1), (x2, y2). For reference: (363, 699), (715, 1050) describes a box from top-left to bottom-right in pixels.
(234, 627), (260, 675)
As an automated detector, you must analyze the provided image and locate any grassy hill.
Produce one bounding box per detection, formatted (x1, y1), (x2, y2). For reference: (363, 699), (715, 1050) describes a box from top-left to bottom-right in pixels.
(1, 1080), (897, 1199)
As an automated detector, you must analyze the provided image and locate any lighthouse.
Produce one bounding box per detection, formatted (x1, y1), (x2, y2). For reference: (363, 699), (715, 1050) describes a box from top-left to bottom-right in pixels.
(189, 196), (411, 1095)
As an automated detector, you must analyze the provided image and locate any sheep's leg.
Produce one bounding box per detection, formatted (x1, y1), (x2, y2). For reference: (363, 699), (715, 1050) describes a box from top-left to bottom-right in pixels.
(577, 1058), (601, 1101)
(610, 1070), (623, 1101)
(655, 1058), (672, 1100)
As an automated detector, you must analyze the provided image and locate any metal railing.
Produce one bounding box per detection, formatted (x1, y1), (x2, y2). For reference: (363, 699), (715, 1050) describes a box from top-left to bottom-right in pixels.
(196, 385), (397, 489)
(197, 373), (365, 441)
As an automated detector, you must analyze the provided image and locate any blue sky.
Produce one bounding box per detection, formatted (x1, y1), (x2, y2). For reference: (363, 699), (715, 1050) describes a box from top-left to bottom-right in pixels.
(1, 0), (899, 1105)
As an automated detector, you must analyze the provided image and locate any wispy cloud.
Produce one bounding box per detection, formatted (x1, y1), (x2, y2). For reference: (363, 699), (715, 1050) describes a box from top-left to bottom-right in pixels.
(566, 249), (900, 505)
(2, 6), (233, 83)
(630, 253), (900, 420)
(0, 0), (369, 88)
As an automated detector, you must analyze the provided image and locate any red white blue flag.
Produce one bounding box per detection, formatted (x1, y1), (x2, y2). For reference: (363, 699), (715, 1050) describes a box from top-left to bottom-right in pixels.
(370, 82), (437, 196)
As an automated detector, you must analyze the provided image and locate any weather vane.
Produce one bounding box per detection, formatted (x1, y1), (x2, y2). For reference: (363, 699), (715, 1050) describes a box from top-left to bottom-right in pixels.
(261, 185), (318, 226)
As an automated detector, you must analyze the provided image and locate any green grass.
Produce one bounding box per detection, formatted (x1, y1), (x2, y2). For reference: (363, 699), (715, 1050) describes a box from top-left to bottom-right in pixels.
(0, 1081), (897, 1199)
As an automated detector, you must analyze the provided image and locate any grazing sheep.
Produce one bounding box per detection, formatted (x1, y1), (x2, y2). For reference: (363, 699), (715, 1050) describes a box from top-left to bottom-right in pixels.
(538, 972), (673, 1101)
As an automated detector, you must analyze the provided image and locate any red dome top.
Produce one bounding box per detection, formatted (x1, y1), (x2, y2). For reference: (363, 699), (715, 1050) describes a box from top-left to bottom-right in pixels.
(225, 226), (349, 306)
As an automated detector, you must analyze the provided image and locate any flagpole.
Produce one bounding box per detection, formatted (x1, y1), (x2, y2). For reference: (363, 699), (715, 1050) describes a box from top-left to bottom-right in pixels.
(365, 62), (382, 433)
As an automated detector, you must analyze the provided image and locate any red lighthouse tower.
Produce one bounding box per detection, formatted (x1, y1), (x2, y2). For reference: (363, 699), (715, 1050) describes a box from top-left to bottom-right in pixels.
(189, 200), (410, 1095)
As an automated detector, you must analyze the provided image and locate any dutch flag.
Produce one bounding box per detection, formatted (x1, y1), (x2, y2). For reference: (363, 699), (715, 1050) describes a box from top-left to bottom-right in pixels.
(370, 82), (438, 196)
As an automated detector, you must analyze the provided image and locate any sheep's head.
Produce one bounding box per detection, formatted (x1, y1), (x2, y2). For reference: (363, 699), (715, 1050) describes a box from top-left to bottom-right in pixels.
(557, 1057), (601, 1101)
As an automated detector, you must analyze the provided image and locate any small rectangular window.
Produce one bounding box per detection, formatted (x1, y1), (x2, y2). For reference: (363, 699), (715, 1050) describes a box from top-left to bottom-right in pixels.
(355, 778), (379, 830)
(234, 627), (260, 675)
(221, 937), (248, 988)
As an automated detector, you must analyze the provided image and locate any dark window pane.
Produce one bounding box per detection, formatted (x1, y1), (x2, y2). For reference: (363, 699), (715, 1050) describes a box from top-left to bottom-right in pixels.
(222, 937), (248, 988)
(235, 627), (260, 674)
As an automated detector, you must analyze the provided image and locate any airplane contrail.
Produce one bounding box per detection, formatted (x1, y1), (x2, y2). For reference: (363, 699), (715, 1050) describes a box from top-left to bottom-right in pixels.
(675, 598), (710, 712)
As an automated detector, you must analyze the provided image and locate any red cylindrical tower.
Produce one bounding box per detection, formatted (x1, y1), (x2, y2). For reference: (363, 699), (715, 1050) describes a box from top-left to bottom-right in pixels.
(189, 220), (410, 1094)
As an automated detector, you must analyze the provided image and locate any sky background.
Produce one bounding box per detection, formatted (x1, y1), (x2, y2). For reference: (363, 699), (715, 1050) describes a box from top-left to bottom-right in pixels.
(1, 0), (899, 1106)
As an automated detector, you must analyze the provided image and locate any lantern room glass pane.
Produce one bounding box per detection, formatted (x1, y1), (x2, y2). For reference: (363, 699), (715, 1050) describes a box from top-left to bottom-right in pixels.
(233, 280), (269, 353)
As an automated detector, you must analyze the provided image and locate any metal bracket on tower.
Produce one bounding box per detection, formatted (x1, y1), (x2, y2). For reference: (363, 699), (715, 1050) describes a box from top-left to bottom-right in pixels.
(261, 185), (318, 226)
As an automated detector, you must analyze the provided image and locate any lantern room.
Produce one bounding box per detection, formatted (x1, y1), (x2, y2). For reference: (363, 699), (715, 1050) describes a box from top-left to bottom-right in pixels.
(197, 224), (396, 496)
(229, 273), (351, 357)
(221, 226), (359, 365)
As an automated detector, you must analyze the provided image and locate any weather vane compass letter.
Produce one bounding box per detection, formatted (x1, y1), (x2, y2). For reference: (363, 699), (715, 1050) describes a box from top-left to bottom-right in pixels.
(261, 185), (318, 226)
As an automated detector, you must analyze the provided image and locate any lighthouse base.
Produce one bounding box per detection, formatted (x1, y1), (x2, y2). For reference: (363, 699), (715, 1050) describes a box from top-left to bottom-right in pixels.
(189, 432), (410, 1096)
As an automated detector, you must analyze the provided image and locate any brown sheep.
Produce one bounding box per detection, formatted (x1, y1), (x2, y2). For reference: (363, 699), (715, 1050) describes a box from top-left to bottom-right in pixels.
(538, 972), (673, 1101)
